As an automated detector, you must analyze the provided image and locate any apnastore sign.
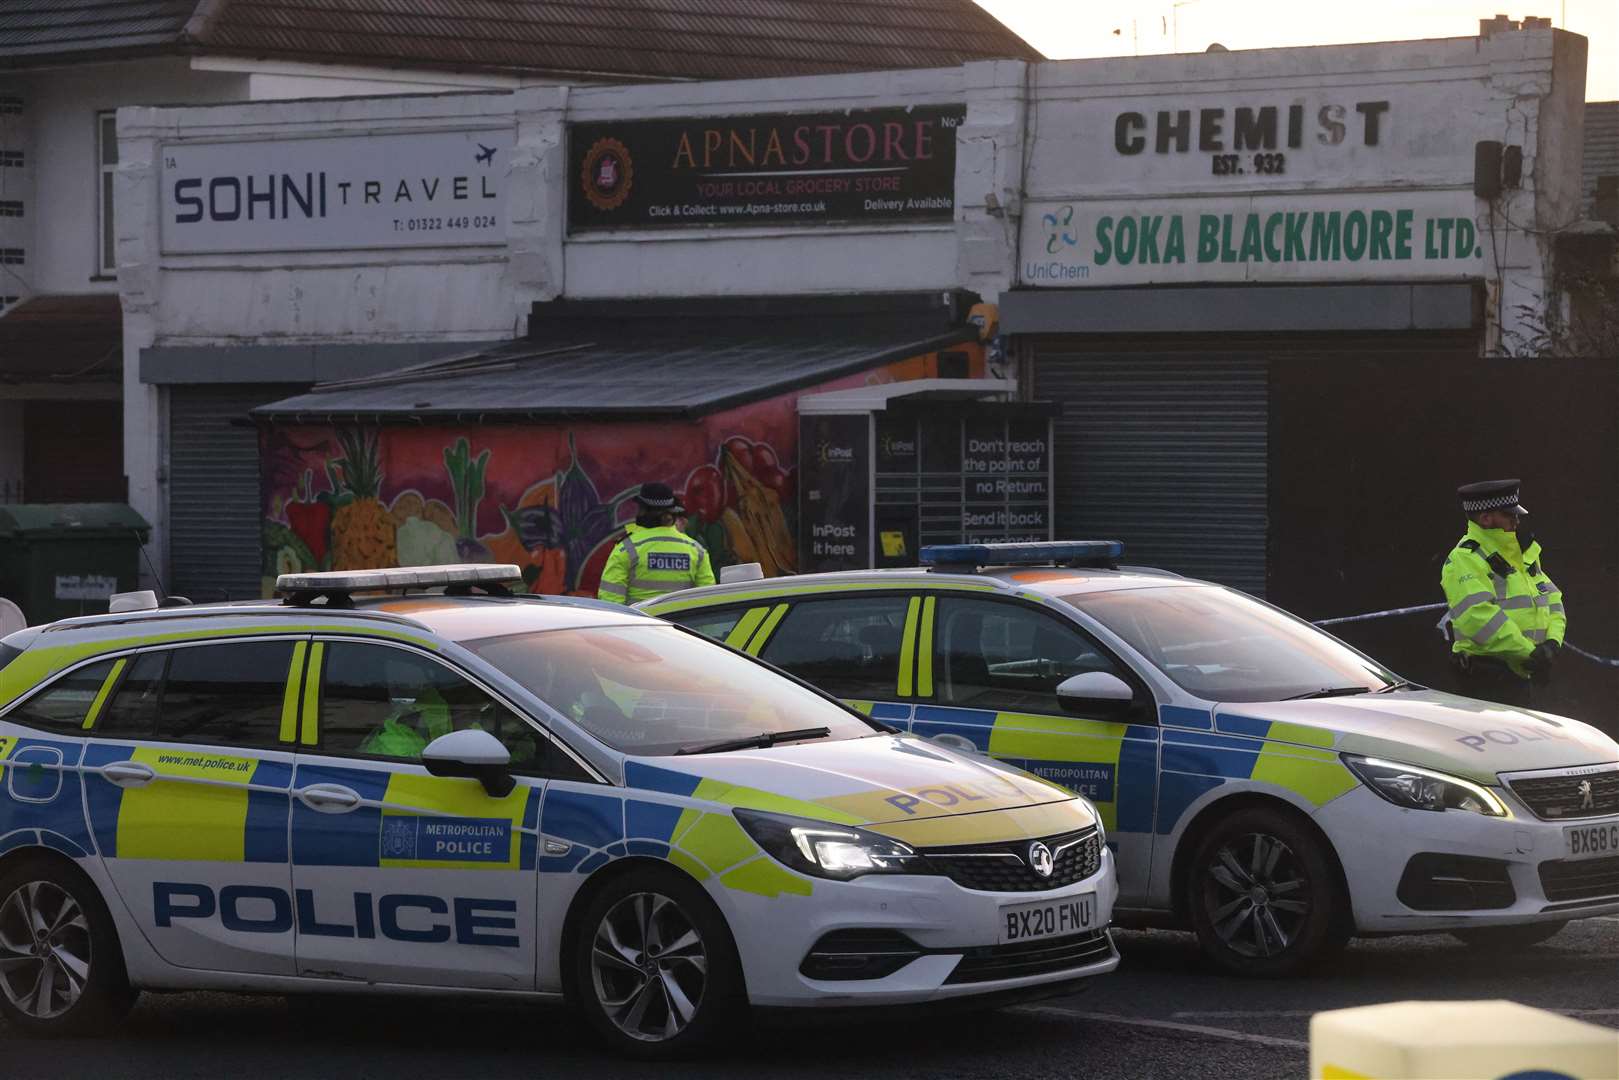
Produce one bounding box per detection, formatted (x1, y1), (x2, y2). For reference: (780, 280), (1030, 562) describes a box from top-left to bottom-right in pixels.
(159, 129), (514, 254)
(1021, 191), (1484, 287)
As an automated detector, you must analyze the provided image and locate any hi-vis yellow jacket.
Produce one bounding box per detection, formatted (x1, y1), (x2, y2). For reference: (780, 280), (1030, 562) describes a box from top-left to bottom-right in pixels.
(597, 525), (715, 605)
(1440, 522), (1566, 676)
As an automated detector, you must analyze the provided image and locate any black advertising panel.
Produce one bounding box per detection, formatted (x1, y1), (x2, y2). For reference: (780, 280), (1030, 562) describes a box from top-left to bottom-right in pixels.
(876, 406), (1055, 554)
(799, 415), (871, 573)
(568, 105), (965, 231)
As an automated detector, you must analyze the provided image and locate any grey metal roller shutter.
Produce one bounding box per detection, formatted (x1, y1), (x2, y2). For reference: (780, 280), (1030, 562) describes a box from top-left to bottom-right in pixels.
(167, 385), (292, 603)
(1033, 348), (1268, 596)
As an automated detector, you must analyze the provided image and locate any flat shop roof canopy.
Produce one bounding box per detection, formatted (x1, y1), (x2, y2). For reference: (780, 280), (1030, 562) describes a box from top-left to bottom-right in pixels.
(254, 294), (979, 423)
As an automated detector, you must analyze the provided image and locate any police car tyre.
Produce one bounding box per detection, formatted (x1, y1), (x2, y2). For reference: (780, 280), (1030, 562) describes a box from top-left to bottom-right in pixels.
(1186, 807), (1348, 978)
(1450, 921), (1567, 949)
(572, 866), (744, 1059)
(0, 857), (135, 1037)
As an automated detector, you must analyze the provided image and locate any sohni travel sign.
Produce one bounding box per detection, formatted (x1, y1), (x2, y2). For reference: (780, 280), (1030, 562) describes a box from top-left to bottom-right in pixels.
(567, 106), (964, 231)
(160, 129), (514, 254)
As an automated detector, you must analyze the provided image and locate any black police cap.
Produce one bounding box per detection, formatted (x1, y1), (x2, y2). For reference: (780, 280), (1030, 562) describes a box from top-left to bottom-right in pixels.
(636, 481), (685, 513)
(1458, 478), (1527, 516)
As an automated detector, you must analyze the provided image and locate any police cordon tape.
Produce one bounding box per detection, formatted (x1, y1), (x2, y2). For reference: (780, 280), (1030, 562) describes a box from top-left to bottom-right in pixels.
(1312, 603), (1619, 668)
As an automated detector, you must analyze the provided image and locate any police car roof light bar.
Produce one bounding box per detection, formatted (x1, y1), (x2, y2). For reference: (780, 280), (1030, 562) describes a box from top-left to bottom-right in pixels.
(276, 564), (524, 606)
(920, 541), (1124, 573)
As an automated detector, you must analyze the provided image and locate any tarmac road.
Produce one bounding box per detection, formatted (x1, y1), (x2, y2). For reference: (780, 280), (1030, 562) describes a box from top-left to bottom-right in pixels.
(5, 918), (1616, 1079)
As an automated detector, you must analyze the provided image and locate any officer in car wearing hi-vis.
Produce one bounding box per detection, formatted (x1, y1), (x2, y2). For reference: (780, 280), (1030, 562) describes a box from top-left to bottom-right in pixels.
(597, 481), (715, 604)
(1440, 478), (1566, 706)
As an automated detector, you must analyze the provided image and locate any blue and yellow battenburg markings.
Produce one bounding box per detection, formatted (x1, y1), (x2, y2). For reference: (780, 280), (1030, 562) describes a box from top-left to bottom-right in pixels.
(288, 764), (539, 872)
(0, 736), (95, 860)
(535, 763), (826, 900)
(1153, 707), (1357, 834)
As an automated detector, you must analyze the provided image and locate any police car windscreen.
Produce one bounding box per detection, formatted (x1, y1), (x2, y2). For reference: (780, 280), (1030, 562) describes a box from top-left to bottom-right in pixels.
(1064, 586), (1398, 703)
(466, 625), (877, 756)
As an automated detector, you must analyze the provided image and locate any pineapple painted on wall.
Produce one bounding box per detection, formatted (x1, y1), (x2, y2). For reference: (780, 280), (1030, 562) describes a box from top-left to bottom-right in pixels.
(327, 428), (398, 570)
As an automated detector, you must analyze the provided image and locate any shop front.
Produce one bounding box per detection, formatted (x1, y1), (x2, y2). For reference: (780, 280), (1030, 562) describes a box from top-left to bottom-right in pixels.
(1000, 31), (1589, 597)
(251, 294), (996, 595)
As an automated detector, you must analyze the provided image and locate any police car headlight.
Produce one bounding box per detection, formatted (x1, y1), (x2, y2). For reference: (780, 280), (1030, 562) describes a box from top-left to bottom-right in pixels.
(734, 809), (919, 881)
(1343, 755), (1508, 817)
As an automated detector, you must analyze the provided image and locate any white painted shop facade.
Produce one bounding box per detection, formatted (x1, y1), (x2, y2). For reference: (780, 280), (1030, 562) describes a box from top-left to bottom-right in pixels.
(118, 28), (1589, 595)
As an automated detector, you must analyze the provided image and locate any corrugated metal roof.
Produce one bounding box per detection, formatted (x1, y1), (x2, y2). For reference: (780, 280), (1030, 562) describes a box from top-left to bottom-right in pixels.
(1584, 101), (1619, 218)
(3, 0), (1041, 77)
(254, 312), (975, 420)
(0, 294), (123, 384)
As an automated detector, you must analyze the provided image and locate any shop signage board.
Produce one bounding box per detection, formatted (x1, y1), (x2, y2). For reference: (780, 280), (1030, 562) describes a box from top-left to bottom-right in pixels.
(1020, 80), (1490, 287)
(159, 129), (514, 254)
(1021, 189), (1484, 286)
(567, 105), (964, 231)
(1028, 84), (1483, 196)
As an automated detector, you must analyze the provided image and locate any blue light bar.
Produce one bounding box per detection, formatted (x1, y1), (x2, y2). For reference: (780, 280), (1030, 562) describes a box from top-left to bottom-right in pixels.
(919, 541), (1124, 568)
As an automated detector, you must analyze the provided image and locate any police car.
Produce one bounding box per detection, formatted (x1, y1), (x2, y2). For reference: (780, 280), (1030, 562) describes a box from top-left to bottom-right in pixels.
(641, 542), (1619, 977)
(0, 565), (1117, 1055)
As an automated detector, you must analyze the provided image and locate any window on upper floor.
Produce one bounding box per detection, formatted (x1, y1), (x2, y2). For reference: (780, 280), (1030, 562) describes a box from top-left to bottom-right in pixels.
(97, 111), (117, 277)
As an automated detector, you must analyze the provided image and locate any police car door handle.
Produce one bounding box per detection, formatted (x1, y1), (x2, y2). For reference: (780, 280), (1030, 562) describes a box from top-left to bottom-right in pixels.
(297, 784), (362, 813)
(99, 762), (156, 788)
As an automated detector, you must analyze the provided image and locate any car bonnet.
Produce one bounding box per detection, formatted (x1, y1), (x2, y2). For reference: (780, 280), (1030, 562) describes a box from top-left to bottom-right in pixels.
(624, 734), (1093, 846)
(1214, 691), (1619, 785)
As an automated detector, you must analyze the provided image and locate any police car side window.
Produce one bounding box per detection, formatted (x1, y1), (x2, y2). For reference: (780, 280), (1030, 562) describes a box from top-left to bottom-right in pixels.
(318, 642), (561, 774)
(5, 658), (117, 733)
(97, 651), (167, 738)
(757, 596), (911, 700)
(155, 641), (293, 747)
(669, 608), (746, 642)
(936, 598), (1125, 714)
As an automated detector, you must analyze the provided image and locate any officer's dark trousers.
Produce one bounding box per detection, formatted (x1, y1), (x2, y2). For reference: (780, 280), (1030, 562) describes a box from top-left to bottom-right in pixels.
(1451, 656), (1536, 708)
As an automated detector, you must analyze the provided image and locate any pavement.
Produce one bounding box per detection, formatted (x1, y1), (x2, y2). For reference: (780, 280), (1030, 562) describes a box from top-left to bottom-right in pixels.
(5, 918), (1616, 1079)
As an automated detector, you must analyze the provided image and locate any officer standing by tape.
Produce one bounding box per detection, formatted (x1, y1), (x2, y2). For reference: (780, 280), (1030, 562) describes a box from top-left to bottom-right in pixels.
(1440, 479), (1566, 706)
(597, 481), (715, 604)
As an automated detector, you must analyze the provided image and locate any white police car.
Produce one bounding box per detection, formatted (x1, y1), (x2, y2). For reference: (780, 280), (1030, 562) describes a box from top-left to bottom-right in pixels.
(643, 542), (1619, 976)
(0, 565), (1116, 1055)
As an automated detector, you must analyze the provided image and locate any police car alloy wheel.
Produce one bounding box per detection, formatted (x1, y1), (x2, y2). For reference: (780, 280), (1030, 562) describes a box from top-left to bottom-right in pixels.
(1186, 807), (1348, 977)
(573, 867), (743, 1058)
(1450, 921), (1567, 950)
(0, 859), (135, 1036)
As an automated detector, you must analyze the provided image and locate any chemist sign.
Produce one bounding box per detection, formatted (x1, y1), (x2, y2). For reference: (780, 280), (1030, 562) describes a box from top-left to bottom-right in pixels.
(1021, 190), (1484, 287)
(160, 129), (514, 254)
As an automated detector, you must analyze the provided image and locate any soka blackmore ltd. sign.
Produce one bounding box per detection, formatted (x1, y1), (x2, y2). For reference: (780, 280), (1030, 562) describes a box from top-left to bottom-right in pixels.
(160, 129), (514, 254)
(1021, 84), (1486, 285)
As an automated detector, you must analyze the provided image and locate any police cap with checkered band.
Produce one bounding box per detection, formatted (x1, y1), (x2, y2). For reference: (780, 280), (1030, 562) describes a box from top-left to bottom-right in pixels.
(1458, 478), (1527, 516)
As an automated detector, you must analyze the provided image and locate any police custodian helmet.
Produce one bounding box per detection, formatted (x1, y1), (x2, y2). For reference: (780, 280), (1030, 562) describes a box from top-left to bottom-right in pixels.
(1458, 478), (1527, 516)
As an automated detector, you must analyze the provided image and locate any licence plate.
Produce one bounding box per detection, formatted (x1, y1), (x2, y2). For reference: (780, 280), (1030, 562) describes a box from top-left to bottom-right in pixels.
(999, 894), (1097, 944)
(1565, 821), (1619, 862)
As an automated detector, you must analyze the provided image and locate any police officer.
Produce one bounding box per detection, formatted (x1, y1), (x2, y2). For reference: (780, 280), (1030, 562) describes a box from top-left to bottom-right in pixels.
(1440, 479), (1566, 706)
(597, 481), (715, 604)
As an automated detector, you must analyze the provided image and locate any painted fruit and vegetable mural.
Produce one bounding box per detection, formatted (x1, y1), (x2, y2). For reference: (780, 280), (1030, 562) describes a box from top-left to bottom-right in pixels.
(258, 346), (982, 596)
(260, 418), (801, 597)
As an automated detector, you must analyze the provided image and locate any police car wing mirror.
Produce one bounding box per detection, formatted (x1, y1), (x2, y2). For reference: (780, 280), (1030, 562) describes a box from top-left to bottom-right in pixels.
(1055, 672), (1136, 719)
(422, 729), (515, 798)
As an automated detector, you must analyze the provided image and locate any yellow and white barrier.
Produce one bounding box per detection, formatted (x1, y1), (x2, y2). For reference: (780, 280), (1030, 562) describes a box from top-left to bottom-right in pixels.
(1311, 1000), (1619, 1080)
